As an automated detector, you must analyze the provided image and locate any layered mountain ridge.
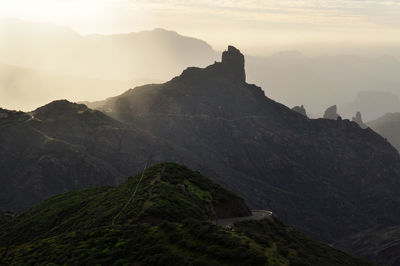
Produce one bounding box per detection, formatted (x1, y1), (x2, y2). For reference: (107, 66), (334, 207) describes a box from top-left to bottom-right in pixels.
(92, 47), (400, 264)
(368, 112), (400, 151)
(1, 46), (400, 264)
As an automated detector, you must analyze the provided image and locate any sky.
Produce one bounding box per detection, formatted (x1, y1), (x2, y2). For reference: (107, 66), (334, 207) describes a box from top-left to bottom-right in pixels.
(1, 0), (400, 55)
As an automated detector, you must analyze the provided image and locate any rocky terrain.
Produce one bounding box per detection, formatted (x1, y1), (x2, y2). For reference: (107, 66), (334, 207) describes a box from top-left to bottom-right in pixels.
(323, 105), (339, 120)
(0, 163), (371, 265)
(2, 46), (400, 264)
(0, 101), (186, 212)
(291, 105), (307, 117)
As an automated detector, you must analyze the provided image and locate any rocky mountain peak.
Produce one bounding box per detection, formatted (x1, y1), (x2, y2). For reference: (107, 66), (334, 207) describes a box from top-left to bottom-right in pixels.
(221, 45), (246, 81)
(32, 100), (90, 121)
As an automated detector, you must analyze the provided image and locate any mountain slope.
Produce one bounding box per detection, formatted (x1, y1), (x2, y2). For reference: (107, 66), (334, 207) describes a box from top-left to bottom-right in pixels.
(336, 225), (400, 266)
(0, 163), (371, 266)
(0, 101), (183, 212)
(2, 46), (400, 264)
(92, 46), (400, 258)
(368, 112), (400, 151)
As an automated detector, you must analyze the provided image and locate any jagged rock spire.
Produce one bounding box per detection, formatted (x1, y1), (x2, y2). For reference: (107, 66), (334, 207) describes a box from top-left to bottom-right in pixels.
(221, 45), (246, 81)
(352, 111), (367, 128)
(323, 105), (339, 120)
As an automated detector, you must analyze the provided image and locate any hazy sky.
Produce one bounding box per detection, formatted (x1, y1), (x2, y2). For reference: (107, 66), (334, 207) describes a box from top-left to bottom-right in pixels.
(1, 0), (400, 55)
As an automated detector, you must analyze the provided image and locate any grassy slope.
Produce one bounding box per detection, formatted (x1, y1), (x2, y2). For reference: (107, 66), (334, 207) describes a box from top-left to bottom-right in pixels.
(0, 163), (249, 245)
(0, 163), (371, 265)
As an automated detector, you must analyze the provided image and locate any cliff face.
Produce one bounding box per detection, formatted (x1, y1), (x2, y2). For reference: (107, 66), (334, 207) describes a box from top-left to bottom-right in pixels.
(95, 47), (400, 250)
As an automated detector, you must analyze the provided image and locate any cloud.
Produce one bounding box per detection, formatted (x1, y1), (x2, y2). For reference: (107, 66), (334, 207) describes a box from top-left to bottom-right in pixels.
(128, 0), (400, 29)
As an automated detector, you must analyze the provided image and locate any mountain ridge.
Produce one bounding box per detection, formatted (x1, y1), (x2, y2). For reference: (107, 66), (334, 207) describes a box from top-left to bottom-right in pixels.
(0, 163), (372, 266)
(90, 46), (400, 265)
(1, 46), (400, 264)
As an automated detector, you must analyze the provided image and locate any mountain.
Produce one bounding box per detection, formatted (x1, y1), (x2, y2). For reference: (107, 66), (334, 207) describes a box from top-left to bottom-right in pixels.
(336, 225), (400, 266)
(0, 100), (186, 212)
(0, 19), (217, 81)
(0, 19), (218, 111)
(368, 112), (400, 151)
(340, 91), (400, 121)
(2, 19), (400, 115)
(2, 46), (400, 264)
(90, 46), (400, 264)
(246, 53), (400, 116)
(0, 163), (371, 265)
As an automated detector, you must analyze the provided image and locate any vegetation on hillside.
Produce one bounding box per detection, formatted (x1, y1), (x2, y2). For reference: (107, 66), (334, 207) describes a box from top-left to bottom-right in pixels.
(0, 163), (371, 265)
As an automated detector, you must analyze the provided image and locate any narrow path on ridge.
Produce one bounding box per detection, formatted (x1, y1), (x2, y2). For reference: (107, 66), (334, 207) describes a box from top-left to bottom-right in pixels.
(111, 159), (150, 226)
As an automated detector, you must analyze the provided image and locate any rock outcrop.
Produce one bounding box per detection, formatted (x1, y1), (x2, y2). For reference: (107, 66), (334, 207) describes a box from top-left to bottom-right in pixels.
(352, 112), (367, 128)
(323, 105), (339, 120)
(292, 105), (307, 117)
(221, 45), (246, 81)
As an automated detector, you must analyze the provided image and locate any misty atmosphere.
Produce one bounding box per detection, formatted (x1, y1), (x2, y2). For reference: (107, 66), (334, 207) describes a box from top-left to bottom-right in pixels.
(2, 19), (400, 120)
(1, 1), (400, 265)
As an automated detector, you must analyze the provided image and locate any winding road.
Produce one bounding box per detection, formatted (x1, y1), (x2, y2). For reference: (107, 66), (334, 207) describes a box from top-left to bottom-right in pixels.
(216, 210), (273, 227)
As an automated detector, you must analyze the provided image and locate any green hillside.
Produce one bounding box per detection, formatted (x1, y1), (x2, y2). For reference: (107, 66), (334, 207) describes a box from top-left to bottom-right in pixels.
(0, 163), (371, 265)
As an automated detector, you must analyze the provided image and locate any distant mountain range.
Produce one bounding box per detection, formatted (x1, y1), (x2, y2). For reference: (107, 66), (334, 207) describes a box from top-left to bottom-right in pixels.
(368, 112), (400, 151)
(1, 19), (400, 117)
(0, 19), (217, 81)
(340, 91), (400, 121)
(0, 63), (143, 111)
(2, 46), (400, 264)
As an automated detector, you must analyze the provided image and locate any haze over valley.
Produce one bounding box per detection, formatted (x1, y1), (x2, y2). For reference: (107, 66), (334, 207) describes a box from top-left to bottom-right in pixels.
(2, 1), (400, 265)
(1, 19), (400, 121)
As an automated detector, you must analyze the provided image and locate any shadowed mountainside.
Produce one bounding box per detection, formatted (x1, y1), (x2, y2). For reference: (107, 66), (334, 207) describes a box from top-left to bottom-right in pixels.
(0, 101), (188, 212)
(91, 46), (400, 257)
(336, 225), (400, 266)
(1, 46), (400, 264)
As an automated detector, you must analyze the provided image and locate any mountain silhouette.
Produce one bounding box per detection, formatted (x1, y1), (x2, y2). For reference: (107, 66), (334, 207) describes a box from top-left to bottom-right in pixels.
(368, 112), (400, 151)
(91, 46), (400, 260)
(1, 46), (400, 265)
